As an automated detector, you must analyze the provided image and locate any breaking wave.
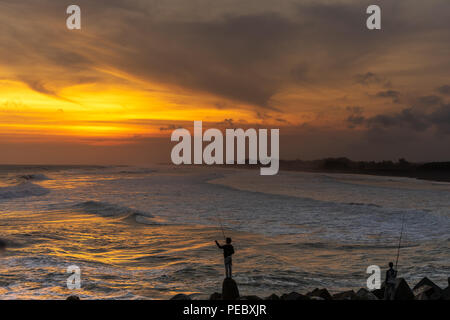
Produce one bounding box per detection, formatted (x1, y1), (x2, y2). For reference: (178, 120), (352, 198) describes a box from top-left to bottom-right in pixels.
(73, 201), (158, 225)
(0, 182), (50, 200)
(18, 174), (51, 181)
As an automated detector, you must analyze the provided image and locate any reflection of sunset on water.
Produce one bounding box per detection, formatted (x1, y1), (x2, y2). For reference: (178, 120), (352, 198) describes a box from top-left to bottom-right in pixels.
(0, 165), (448, 299)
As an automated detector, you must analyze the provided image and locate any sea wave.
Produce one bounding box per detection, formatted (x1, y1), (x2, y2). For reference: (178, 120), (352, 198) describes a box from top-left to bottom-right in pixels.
(73, 201), (157, 225)
(18, 174), (51, 181)
(345, 202), (381, 208)
(118, 169), (157, 175)
(0, 182), (50, 200)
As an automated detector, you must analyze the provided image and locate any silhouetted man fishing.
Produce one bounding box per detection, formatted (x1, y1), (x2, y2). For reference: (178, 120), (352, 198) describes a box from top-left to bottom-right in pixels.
(384, 213), (405, 300)
(384, 262), (397, 300)
(215, 238), (234, 278)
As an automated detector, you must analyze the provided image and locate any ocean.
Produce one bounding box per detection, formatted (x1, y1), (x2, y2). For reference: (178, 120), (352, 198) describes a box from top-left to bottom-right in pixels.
(0, 165), (448, 299)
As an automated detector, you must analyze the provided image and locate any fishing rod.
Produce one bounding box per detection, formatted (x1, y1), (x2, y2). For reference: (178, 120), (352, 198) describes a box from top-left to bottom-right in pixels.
(395, 212), (406, 269)
(217, 214), (226, 240)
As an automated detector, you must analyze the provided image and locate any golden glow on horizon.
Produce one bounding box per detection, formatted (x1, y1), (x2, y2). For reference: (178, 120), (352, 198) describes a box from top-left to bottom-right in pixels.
(0, 78), (287, 144)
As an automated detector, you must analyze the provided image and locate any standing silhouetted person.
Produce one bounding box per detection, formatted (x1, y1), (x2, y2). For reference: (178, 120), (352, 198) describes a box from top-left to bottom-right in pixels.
(215, 238), (234, 278)
(384, 262), (397, 300)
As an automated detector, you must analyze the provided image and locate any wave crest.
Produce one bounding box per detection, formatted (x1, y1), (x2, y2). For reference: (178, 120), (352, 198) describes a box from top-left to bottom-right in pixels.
(0, 182), (50, 200)
(73, 201), (156, 225)
(18, 174), (51, 181)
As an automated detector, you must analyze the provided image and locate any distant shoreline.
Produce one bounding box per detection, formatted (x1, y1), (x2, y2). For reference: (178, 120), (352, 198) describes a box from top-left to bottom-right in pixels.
(280, 168), (450, 183)
(2, 161), (450, 183)
(227, 158), (450, 183)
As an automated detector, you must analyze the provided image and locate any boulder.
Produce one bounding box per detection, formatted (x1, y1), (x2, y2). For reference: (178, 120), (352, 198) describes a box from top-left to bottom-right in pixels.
(413, 285), (434, 300)
(222, 278), (240, 300)
(415, 292), (429, 300)
(307, 288), (332, 300)
(413, 277), (440, 291)
(392, 278), (414, 300)
(442, 277), (450, 300)
(412, 277), (442, 300)
(264, 294), (280, 300)
(280, 292), (310, 300)
(240, 295), (263, 300)
(170, 293), (191, 300)
(66, 295), (80, 301)
(332, 290), (357, 300)
(355, 288), (378, 300)
(371, 288), (385, 300)
(442, 288), (450, 300)
(209, 292), (222, 300)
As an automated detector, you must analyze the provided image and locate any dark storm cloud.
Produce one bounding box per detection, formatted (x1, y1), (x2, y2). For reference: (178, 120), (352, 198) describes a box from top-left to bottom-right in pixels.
(6, 0), (449, 108)
(289, 64), (309, 83)
(417, 95), (443, 107)
(376, 90), (400, 103)
(102, 12), (299, 108)
(426, 103), (450, 134)
(19, 78), (75, 103)
(20, 79), (58, 97)
(354, 72), (391, 87)
(437, 85), (450, 95)
(367, 108), (431, 132)
(346, 106), (365, 128)
(355, 72), (381, 85)
(2, 0), (450, 163)
(348, 95), (450, 134)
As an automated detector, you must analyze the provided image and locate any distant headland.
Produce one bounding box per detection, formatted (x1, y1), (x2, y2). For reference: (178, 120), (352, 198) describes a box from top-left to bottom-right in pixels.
(229, 158), (450, 183)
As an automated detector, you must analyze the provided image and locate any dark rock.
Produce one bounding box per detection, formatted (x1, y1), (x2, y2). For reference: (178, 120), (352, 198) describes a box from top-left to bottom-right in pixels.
(413, 285), (435, 300)
(442, 287), (450, 300)
(415, 292), (429, 300)
(442, 278), (450, 300)
(222, 278), (240, 300)
(371, 288), (385, 300)
(355, 288), (378, 300)
(307, 288), (332, 300)
(240, 295), (263, 300)
(413, 277), (439, 291)
(280, 292), (310, 300)
(413, 277), (442, 300)
(209, 292), (222, 300)
(264, 294), (280, 300)
(170, 293), (191, 300)
(332, 290), (357, 300)
(392, 278), (414, 300)
(66, 295), (80, 301)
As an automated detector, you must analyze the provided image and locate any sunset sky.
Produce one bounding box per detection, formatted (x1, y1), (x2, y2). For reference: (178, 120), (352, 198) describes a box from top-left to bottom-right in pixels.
(1, 0), (449, 164)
